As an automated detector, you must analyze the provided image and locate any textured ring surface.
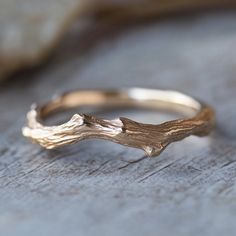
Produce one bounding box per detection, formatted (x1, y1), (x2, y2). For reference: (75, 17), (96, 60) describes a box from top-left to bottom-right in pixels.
(22, 88), (215, 157)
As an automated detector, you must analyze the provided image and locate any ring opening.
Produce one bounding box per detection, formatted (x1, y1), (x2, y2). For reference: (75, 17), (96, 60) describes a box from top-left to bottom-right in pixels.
(39, 88), (202, 119)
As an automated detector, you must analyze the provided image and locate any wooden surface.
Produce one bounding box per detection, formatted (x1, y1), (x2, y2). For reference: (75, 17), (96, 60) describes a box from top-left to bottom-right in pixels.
(0, 10), (236, 236)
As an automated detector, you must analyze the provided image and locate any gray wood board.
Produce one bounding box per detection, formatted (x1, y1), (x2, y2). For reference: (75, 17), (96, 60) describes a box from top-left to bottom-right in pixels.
(0, 11), (236, 236)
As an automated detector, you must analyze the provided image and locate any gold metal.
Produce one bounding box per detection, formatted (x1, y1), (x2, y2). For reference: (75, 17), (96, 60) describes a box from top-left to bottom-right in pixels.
(22, 88), (215, 157)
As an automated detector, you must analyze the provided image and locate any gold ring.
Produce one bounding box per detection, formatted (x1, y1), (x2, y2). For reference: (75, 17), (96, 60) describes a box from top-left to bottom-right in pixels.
(22, 88), (215, 157)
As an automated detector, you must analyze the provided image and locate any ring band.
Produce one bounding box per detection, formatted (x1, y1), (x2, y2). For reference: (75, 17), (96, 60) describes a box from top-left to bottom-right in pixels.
(22, 88), (215, 157)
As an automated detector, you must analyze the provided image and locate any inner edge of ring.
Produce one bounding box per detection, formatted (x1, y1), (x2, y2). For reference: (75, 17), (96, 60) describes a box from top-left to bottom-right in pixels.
(38, 88), (202, 122)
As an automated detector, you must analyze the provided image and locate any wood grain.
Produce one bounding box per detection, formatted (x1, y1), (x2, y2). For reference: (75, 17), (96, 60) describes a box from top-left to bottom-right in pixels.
(0, 11), (236, 236)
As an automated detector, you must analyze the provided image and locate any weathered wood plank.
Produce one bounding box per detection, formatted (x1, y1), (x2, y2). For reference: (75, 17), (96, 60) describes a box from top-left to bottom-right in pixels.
(0, 11), (236, 236)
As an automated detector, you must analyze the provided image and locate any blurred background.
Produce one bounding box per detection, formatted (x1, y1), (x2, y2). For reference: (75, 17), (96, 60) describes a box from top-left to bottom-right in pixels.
(0, 1), (236, 236)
